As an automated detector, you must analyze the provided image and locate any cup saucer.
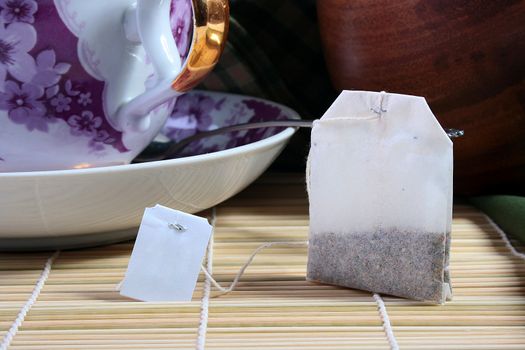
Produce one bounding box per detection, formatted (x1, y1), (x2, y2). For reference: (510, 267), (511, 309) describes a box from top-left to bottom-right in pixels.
(0, 91), (299, 251)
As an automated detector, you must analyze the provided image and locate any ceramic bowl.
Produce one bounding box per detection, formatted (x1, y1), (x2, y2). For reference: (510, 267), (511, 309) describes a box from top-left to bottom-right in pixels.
(0, 91), (299, 250)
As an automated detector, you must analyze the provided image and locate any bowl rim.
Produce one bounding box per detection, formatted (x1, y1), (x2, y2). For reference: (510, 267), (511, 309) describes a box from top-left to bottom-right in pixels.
(0, 91), (300, 179)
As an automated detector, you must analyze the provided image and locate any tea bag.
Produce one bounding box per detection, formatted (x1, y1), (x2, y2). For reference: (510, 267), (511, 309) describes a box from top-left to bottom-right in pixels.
(119, 205), (212, 302)
(306, 90), (453, 304)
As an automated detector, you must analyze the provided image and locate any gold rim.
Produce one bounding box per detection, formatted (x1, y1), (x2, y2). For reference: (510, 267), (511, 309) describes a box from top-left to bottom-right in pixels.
(171, 0), (229, 92)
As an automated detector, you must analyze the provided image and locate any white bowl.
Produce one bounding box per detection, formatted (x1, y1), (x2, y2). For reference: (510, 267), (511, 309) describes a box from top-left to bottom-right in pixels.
(0, 91), (299, 250)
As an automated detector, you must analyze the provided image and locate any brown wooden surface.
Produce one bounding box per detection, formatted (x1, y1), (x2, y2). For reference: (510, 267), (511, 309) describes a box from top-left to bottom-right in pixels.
(317, 0), (525, 195)
(1, 174), (524, 349)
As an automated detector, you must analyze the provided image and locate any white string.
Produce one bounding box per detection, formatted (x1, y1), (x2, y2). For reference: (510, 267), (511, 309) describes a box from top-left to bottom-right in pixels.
(199, 237), (401, 350)
(369, 213), (525, 350)
(373, 293), (399, 350)
(200, 241), (308, 295)
(115, 280), (123, 291)
(305, 148), (313, 197)
(1, 250), (60, 350)
(483, 214), (525, 260)
(196, 207), (216, 350)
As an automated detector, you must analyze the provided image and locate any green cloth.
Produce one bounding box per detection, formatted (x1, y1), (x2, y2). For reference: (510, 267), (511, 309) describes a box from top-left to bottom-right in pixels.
(470, 196), (525, 245)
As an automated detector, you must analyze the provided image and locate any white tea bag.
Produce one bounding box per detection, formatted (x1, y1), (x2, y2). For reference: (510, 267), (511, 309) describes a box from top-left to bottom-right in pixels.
(307, 91), (453, 304)
(120, 205), (212, 302)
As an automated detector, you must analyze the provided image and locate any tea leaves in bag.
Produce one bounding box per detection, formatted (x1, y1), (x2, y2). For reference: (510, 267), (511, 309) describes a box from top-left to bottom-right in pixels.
(307, 91), (453, 304)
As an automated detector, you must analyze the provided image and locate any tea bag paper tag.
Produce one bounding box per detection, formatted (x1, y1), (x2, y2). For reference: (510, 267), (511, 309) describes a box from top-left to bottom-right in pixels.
(120, 205), (212, 302)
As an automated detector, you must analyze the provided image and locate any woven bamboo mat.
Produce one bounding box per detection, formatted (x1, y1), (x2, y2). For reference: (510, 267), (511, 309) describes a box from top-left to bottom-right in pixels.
(1, 173), (524, 350)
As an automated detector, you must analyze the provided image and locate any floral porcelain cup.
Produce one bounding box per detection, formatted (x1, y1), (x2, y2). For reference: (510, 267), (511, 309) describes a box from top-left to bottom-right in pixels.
(0, 0), (227, 172)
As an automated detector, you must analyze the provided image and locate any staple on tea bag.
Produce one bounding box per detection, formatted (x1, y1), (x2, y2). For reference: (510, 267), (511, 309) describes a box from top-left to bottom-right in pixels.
(306, 90), (453, 304)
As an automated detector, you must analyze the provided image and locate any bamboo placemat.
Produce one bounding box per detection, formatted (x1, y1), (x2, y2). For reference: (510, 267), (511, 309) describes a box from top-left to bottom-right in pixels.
(1, 174), (524, 349)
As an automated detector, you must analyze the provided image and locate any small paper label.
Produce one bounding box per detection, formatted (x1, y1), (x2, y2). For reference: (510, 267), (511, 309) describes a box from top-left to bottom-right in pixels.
(120, 205), (212, 302)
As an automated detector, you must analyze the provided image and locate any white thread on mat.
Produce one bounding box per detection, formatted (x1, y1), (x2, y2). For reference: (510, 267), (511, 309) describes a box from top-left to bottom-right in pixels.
(1, 250), (60, 350)
(484, 214), (525, 260)
(200, 241), (308, 295)
(373, 293), (399, 350)
(196, 207), (216, 350)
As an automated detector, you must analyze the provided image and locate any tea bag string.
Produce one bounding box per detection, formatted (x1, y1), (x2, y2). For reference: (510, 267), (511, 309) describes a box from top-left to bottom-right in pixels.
(306, 149), (312, 197)
(200, 241), (308, 295)
(114, 240), (308, 294)
(370, 91), (388, 116)
(305, 91), (388, 198)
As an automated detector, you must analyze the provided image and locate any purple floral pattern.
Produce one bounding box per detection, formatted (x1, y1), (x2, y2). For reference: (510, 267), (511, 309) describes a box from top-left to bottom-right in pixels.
(0, 0), (128, 153)
(0, 0), (195, 161)
(33, 49), (70, 87)
(0, 0), (37, 24)
(170, 0), (193, 60)
(0, 80), (46, 130)
(50, 93), (71, 112)
(67, 110), (102, 136)
(164, 93), (215, 141)
(0, 21), (36, 88)
(225, 100), (287, 150)
(162, 92), (293, 157)
(77, 92), (91, 106)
